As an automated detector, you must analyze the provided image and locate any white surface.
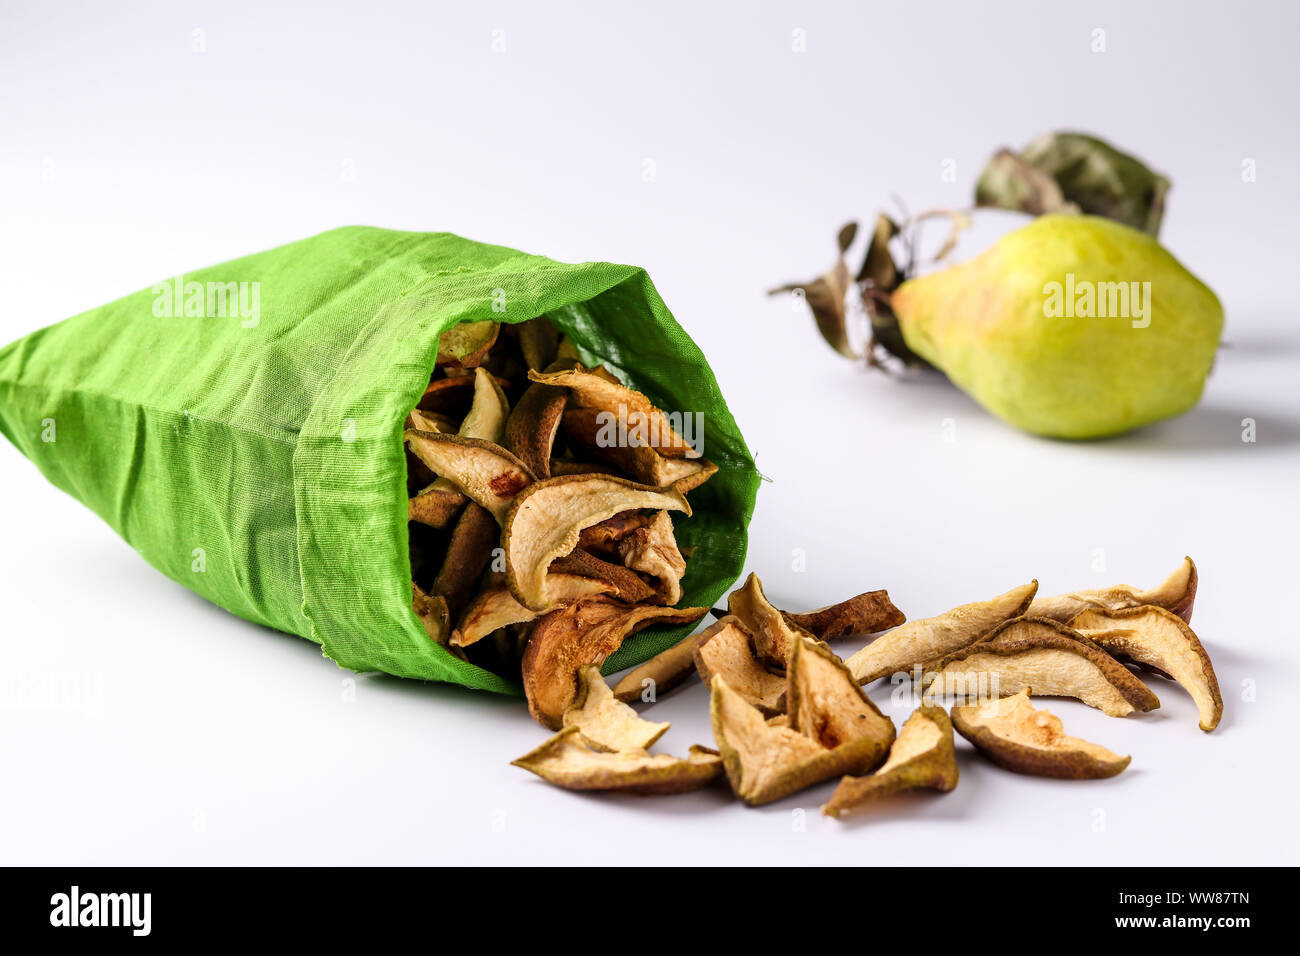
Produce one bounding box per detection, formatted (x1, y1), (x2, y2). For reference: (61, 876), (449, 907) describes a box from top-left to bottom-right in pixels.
(1, 0), (1297, 865)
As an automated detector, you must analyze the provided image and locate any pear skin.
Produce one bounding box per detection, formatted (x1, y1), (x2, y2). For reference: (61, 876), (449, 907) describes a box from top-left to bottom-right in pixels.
(891, 215), (1223, 439)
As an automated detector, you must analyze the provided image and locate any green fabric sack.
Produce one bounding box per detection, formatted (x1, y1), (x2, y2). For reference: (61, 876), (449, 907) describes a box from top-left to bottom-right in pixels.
(0, 226), (760, 695)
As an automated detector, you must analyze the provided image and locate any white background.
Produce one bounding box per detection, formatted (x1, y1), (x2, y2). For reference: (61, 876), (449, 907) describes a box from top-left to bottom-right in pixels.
(1, 0), (1297, 865)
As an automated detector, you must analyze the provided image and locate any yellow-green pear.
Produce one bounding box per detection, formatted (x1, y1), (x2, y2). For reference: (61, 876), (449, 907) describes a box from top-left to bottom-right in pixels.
(891, 215), (1223, 438)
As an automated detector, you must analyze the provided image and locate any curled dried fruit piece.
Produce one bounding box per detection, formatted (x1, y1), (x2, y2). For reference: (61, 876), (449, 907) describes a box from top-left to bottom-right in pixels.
(711, 638), (893, 806)
(578, 511), (651, 555)
(846, 581), (1038, 684)
(512, 727), (722, 795)
(517, 316), (560, 372)
(436, 319), (499, 368)
(616, 511), (686, 605)
(457, 366), (510, 443)
(432, 503), (498, 622)
(404, 430), (534, 523)
(612, 628), (711, 703)
(728, 572), (816, 669)
(923, 617), (1159, 718)
(407, 407), (452, 433)
(408, 485), (466, 528)
(563, 665), (670, 752)
(503, 380), (567, 479)
(550, 548), (656, 604)
(412, 583), (462, 659)
(693, 616), (786, 716)
(952, 689), (1131, 779)
(522, 598), (707, 728)
(417, 374), (478, 414)
(824, 706), (958, 816)
(529, 365), (699, 458)
(503, 474), (689, 610)
(1069, 605), (1222, 732)
(560, 407), (716, 491)
(450, 574), (615, 647)
(1029, 557), (1197, 624)
(786, 589), (906, 642)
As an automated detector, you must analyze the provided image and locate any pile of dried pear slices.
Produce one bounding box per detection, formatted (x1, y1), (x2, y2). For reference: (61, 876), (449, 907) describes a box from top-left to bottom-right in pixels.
(512, 557), (1223, 817)
(405, 316), (717, 722)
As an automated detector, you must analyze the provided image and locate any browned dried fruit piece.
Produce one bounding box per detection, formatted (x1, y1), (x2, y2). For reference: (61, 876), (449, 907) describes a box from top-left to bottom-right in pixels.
(517, 316), (560, 372)
(529, 365), (699, 458)
(923, 617), (1160, 718)
(846, 581), (1038, 684)
(562, 665), (670, 752)
(412, 582), (462, 658)
(786, 590), (906, 642)
(951, 689), (1131, 779)
(406, 407), (454, 433)
(1069, 605), (1222, 732)
(404, 430), (534, 523)
(457, 366), (511, 443)
(1029, 557), (1197, 624)
(824, 706), (959, 816)
(512, 727), (722, 795)
(612, 628), (711, 703)
(548, 458), (619, 477)
(522, 598), (707, 728)
(430, 503), (498, 622)
(503, 380), (567, 479)
(417, 375), (478, 414)
(450, 575), (616, 648)
(693, 616), (787, 717)
(710, 638), (893, 806)
(578, 510), (652, 555)
(549, 548), (657, 604)
(728, 572), (817, 669)
(503, 474), (689, 610)
(615, 511), (686, 605)
(436, 320), (499, 368)
(408, 484), (466, 528)
(559, 407), (716, 491)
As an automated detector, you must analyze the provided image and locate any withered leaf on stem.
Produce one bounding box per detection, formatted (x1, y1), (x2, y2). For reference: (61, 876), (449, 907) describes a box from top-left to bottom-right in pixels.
(768, 221), (860, 360)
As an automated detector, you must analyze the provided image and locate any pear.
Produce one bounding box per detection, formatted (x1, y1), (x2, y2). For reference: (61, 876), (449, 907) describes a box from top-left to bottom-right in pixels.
(891, 215), (1223, 438)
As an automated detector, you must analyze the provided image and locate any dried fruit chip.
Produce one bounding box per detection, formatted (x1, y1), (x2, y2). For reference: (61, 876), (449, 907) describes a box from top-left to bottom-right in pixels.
(511, 727), (722, 795)
(1029, 557), (1197, 624)
(436, 319), (499, 367)
(727, 572), (818, 669)
(823, 705), (959, 816)
(412, 582), (462, 658)
(404, 430), (534, 523)
(785, 589), (906, 642)
(529, 365), (699, 458)
(616, 511), (686, 605)
(458, 366), (511, 443)
(846, 581), (1038, 684)
(563, 665), (670, 752)
(786, 637), (896, 755)
(408, 484), (466, 528)
(517, 316), (560, 372)
(522, 598), (707, 728)
(503, 380), (567, 479)
(431, 503), (498, 622)
(578, 510), (651, 555)
(417, 374), (478, 414)
(559, 407), (717, 491)
(923, 617), (1160, 718)
(450, 574), (615, 647)
(503, 474), (689, 610)
(951, 689), (1131, 779)
(407, 407), (452, 433)
(549, 548), (657, 604)
(693, 616), (786, 716)
(612, 628), (711, 703)
(1069, 605), (1222, 732)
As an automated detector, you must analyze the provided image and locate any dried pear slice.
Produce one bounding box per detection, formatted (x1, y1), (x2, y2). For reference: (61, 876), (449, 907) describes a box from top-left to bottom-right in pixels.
(417, 374), (478, 414)
(923, 617), (1160, 717)
(693, 616), (786, 716)
(522, 598), (707, 728)
(412, 583), (463, 659)
(787, 637), (896, 756)
(846, 581), (1038, 684)
(951, 689), (1131, 778)
(407, 407), (452, 433)
(579, 510), (652, 555)
(562, 665), (670, 752)
(549, 458), (619, 478)
(404, 430), (534, 523)
(728, 572), (817, 669)
(559, 407), (716, 490)
(612, 628), (711, 703)
(786, 590), (906, 642)
(824, 706), (959, 816)
(503, 474), (690, 610)
(550, 548), (657, 604)
(450, 574), (616, 647)
(616, 511), (686, 605)
(529, 365), (699, 458)
(1069, 605), (1222, 732)
(458, 366), (510, 443)
(408, 484), (466, 528)
(436, 319), (499, 368)
(431, 503), (498, 622)
(503, 380), (568, 479)
(517, 316), (560, 372)
(1029, 556), (1197, 624)
(512, 727), (722, 795)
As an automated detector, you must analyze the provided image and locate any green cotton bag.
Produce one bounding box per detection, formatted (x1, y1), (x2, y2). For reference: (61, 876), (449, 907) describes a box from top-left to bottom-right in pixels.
(0, 227), (760, 695)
